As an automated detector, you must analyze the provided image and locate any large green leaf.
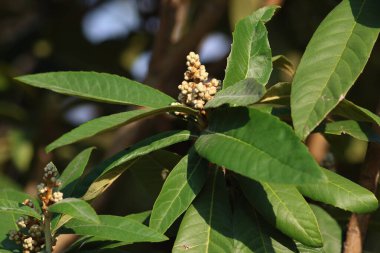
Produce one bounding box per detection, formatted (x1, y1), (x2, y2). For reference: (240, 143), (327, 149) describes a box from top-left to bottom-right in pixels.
(64, 211), (152, 252)
(323, 120), (380, 143)
(62, 215), (168, 244)
(173, 169), (233, 253)
(310, 205), (342, 253)
(150, 150), (208, 233)
(238, 176), (323, 247)
(195, 107), (326, 184)
(232, 196), (297, 253)
(60, 147), (94, 197)
(15, 71), (175, 108)
(223, 6), (279, 88)
(46, 105), (197, 152)
(77, 130), (192, 200)
(205, 78), (265, 108)
(48, 198), (99, 224)
(298, 168), (378, 213)
(291, 0), (380, 139)
(0, 199), (41, 220)
(332, 99), (380, 125)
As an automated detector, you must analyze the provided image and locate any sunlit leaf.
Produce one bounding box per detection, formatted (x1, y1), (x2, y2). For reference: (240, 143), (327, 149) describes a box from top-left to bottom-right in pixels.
(239, 176), (323, 247)
(224, 6), (279, 88)
(150, 150), (208, 233)
(195, 107), (325, 184)
(15, 71), (175, 108)
(173, 169), (233, 252)
(49, 198), (99, 224)
(205, 78), (265, 108)
(291, 0), (380, 139)
(298, 168), (378, 213)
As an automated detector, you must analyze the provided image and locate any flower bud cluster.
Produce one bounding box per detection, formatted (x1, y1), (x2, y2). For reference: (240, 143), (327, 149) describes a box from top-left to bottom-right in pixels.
(177, 52), (220, 110)
(38, 162), (63, 209)
(8, 162), (62, 253)
(9, 210), (45, 252)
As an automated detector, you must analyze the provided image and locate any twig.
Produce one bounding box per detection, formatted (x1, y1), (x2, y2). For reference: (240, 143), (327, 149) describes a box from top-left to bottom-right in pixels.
(44, 212), (53, 253)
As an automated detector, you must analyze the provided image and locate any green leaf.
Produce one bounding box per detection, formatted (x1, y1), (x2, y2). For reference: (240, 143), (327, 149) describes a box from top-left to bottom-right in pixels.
(173, 169), (233, 253)
(238, 176), (323, 247)
(298, 168), (378, 213)
(205, 78), (265, 109)
(60, 147), (95, 196)
(195, 107), (326, 184)
(310, 205), (342, 253)
(272, 55), (295, 77)
(332, 99), (380, 125)
(323, 120), (380, 143)
(64, 211), (152, 251)
(232, 196), (297, 253)
(15, 71), (175, 108)
(78, 130), (193, 200)
(46, 105), (197, 152)
(223, 6), (279, 88)
(0, 199), (41, 220)
(291, 0), (380, 139)
(150, 149), (209, 233)
(0, 188), (41, 213)
(62, 215), (168, 244)
(48, 198), (99, 224)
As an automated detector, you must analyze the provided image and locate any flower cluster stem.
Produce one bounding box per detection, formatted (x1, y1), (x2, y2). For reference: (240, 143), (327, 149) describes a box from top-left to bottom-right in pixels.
(43, 212), (53, 253)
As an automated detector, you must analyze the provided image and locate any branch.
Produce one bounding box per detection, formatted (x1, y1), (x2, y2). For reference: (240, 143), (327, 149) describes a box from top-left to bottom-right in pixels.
(343, 102), (380, 253)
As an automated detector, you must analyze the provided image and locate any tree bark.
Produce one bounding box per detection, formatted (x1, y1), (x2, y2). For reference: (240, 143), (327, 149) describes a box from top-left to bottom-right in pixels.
(343, 102), (380, 253)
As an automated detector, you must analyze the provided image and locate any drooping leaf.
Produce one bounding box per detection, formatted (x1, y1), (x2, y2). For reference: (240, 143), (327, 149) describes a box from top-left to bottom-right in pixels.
(46, 105), (197, 152)
(323, 120), (380, 143)
(15, 71), (175, 108)
(205, 78), (265, 109)
(310, 205), (342, 253)
(259, 82), (291, 105)
(291, 0), (380, 139)
(232, 196), (297, 253)
(238, 176), (323, 247)
(298, 168), (378, 213)
(173, 169), (233, 253)
(223, 6), (279, 88)
(63, 211), (152, 252)
(60, 147), (95, 197)
(150, 149), (209, 233)
(332, 99), (380, 125)
(0, 199), (41, 220)
(195, 107), (326, 184)
(62, 215), (168, 244)
(48, 198), (99, 224)
(77, 130), (193, 200)
(272, 55), (295, 77)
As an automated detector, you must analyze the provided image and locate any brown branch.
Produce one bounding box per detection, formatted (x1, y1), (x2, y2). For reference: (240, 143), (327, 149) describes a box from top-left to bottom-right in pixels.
(344, 102), (380, 253)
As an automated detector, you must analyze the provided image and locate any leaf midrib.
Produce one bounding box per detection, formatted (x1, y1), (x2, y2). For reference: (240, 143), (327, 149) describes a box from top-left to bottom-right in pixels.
(263, 183), (321, 245)
(299, 0), (367, 137)
(151, 157), (203, 230)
